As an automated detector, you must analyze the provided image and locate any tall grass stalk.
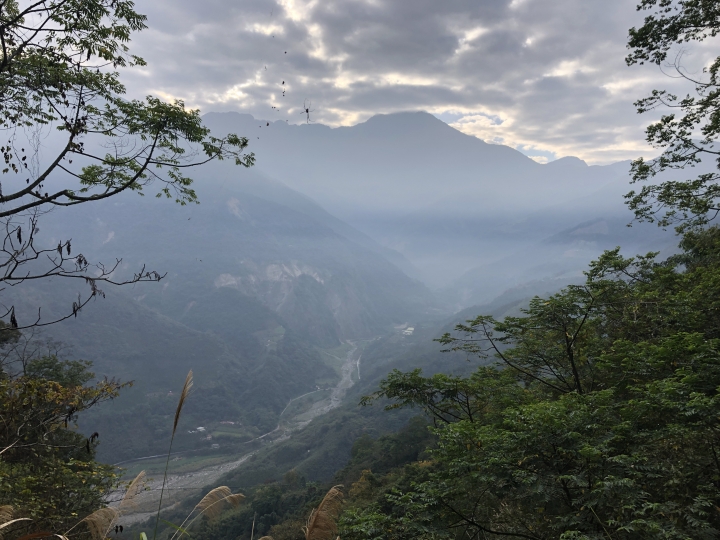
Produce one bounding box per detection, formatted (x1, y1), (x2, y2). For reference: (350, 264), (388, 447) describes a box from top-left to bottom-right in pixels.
(118, 471), (147, 516)
(169, 487), (244, 539)
(153, 370), (193, 539)
(62, 506), (118, 539)
(303, 485), (343, 540)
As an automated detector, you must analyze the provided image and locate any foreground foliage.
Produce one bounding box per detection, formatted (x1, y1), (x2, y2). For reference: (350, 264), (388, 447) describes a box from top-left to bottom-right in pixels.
(0, 0), (254, 330)
(626, 0), (720, 230)
(349, 227), (720, 539)
(0, 352), (126, 535)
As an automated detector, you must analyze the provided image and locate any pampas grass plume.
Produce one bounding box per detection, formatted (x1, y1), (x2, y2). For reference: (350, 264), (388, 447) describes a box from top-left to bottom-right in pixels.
(119, 471), (146, 515)
(170, 486), (245, 539)
(81, 507), (118, 540)
(194, 486), (244, 521)
(0, 506), (32, 540)
(195, 486), (231, 521)
(0, 507), (34, 540)
(303, 485), (343, 540)
(154, 370), (194, 539)
(173, 370), (193, 436)
(0, 507), (12, 526)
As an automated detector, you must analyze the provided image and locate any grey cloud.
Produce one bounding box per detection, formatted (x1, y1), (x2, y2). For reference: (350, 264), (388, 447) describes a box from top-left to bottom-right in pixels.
(121, 0), (699, 163)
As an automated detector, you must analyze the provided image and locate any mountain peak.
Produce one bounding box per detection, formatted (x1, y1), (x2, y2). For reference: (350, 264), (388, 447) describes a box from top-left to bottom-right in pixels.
(364, 110), (444, 125)
(354, 111), (460, 136)
(545, 156), (588, 169)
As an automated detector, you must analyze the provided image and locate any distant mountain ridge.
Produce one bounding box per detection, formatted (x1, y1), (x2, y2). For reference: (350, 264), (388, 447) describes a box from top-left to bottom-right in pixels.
(201, 111), (675, 294)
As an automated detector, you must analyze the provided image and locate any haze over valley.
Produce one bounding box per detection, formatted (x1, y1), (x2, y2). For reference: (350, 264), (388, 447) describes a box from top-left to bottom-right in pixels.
(4, 1), (718, 538)
(8, 109), (677, 470)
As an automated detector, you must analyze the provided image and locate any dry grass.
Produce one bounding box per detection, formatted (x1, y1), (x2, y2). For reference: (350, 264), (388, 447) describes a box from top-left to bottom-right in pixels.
(118, 470), (146, 515)
(194, 486), (244, 521)
(303, 485), (343, 540)
(79, 507), (118, 540)
(173, 370), (193, 436)
(169, 486), (245, 539)
(0, 506), (33, 539)
(154, 370), (194, 539)
(0, 507), (12, 525)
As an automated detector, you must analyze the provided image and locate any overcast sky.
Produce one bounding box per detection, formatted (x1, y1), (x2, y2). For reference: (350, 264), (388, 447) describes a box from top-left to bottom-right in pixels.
(122, 0), (717, 165)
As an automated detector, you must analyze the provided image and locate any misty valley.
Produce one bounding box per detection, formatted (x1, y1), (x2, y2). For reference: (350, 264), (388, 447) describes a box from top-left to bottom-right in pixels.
(3, 1), (720, 539)
(24, 111), (673, 464)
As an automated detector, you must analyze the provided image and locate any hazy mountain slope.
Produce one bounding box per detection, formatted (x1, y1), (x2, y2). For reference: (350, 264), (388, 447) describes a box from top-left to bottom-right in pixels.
(39, 165), (438, 345)
(199, 112), (645, 287)
(202, 111), (608, 226)
(201, 111), (540, 217)
(204, 109), (680, 302)
(197, 160), (424, 279)
(5, 159), (440, 462)
(4, 277), (337, 463)
(442, 175), (679, 307)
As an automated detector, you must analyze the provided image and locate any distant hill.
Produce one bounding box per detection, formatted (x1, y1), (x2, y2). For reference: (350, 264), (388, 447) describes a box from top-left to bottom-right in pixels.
(39, 165), (438, 345)
(200, 111), (675, 293)
(9, 163), (439, 463)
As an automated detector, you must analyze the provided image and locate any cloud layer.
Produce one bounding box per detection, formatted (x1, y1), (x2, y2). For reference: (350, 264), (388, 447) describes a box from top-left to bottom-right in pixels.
(122, 0), (718, 164)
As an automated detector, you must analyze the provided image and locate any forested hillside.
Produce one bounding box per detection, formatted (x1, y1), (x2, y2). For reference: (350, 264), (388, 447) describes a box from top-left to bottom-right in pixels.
(4, 166), (439, 463)
(140, 224), (720, 540)
(4, 0), (720, 539)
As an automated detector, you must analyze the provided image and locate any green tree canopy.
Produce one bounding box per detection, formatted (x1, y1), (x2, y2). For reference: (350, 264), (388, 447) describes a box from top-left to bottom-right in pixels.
(353, 227), (720, 539)
(626, 0), (720, 231)
(0, 352), (127, 536)
(0, 0), (254, 330)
